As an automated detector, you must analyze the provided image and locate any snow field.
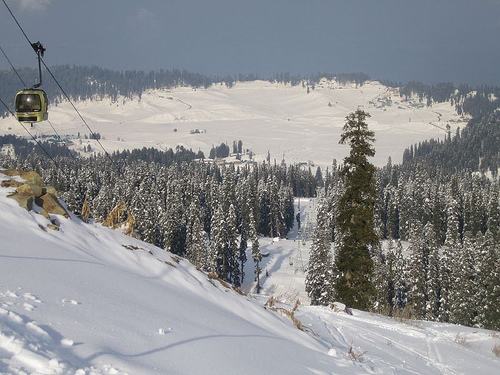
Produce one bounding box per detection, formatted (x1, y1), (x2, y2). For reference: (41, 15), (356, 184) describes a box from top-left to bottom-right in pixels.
(0, 80), (468, 168)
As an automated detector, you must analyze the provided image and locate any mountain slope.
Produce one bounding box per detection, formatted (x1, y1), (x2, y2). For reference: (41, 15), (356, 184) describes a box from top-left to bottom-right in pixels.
(0, 172), (357, 375)
(0, 173), (499, 374)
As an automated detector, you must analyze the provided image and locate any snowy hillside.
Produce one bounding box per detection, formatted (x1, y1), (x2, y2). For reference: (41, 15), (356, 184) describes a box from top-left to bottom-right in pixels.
(1, 172), (499, 374)
(0, 80), (468, 168)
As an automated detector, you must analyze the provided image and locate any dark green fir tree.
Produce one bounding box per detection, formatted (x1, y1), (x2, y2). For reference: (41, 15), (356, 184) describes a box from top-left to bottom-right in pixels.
(334, 110), (378, 310)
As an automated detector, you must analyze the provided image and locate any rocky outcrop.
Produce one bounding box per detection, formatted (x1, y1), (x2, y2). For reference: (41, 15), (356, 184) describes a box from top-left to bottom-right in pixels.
(1, 170), (69, 226)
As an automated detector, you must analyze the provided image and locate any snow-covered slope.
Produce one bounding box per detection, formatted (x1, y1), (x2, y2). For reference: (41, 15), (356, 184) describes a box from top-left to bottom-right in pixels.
(0, 172), (339, 374)
(1, 173), (499, 375)
(0, 80), (468, 167)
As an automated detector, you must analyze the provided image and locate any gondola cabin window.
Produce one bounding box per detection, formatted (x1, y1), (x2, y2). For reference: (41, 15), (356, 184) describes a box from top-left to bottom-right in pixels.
(16, 94), (42, 112)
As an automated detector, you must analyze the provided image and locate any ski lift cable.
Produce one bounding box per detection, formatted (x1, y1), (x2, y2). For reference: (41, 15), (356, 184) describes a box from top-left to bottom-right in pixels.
(0, 43), (78, 163)
(40, 58), (119, 170)
(46, 119), (78, 162)
(2, 0), (118, 170)
(2, 0), (32, 47)
(2, 0), (160, 220)
(0, 44), (26, 88)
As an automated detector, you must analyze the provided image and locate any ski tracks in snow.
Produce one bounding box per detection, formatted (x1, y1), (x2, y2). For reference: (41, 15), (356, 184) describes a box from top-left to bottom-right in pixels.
(303, 307), (464, 375)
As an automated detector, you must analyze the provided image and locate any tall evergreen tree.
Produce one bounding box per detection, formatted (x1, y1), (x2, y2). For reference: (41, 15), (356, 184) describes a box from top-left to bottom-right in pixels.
(305, 201), (335, 305)
(334, 110), (377, 309)
(406, 221), (427, 318)
(449, 232), (478, 326)
(391, 240), (407, 312)
(372, 240), (388, 312)
(249, 214), (262, 293)
(439, 192), (462, 321)
(426, 234), (441, 321)
(226, 204), (240, 285)
(209, 203), (225, 275)
(185, 200), (206, 268)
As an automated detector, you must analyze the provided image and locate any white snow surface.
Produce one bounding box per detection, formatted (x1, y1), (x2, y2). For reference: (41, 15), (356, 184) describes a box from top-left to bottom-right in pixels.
(0, 80), (468, 167)
(0, 174), (499, 374)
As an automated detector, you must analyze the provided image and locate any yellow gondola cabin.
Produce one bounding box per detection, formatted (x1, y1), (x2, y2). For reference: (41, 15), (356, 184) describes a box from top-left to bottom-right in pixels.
(15, 89), (48, 123)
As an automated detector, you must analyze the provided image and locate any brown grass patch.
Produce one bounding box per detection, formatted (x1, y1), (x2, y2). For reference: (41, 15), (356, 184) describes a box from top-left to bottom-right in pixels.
(347, 342), (367, 361)
(265, 298), (305, 331)
(493, 343), (500, 357)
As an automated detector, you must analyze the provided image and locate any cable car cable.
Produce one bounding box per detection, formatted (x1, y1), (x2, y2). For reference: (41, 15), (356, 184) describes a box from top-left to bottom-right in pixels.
(2, 0), (118, 170)
(0, 44), (78, 162)
(40, 58), (119, 170)
(2, 0), (155, 221)
(47, 119), (78, 162)
(1, 0), (33, 47)
(0, 44), (27, 88)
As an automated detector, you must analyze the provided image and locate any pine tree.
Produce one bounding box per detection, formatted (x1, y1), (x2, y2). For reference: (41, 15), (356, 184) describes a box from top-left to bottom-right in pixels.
(164, 179), (186, 255)
(185, 200), (207, 269)
(258, 179), (271, 236)
(426, 237), (441, 321)
(449, 232), (478, 326)
(227, 204), (240, 285)
(439, 192), (462, 322)
(384, 239), (401, 315)
(305, 201), (335, 305)
(406, 221), (426, 318)
(372, 240), (388, 313)
(209, 203), (225, 276)
(391, 240), (407, 312)
(334, 110), (377, 309)
(249, 214), (262, 293)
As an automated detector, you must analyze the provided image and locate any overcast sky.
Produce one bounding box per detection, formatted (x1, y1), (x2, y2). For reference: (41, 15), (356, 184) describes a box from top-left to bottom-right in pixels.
(1, 0), (500, 85)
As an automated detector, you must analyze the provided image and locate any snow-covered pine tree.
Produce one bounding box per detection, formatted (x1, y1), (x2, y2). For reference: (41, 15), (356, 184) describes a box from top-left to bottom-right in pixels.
(163, 179), (186, 255)
(62, 169), (86, 214)
(426, 236), (441, 321)
(185, 200), (207, 269)
(372, 240), (388, 313)
(258, 178), (271, 236)
(221, 165), (237, 215)
(391, 240), (407, 312)
(249, 213), (262, 293)
(385, 239), (397, 314)
(449, 231), (478, 326)
(463, 176), (485, 237)
(91, 183), (115, 222)
(305, 201), (335, 305)
(236, 177), (255, 287)
(279, 184), (295, 235)
(227, 204), (240, 285)
(406, 221), (427, 319)
(209, 202), (225, 276)
(439, 191), (462, 322)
